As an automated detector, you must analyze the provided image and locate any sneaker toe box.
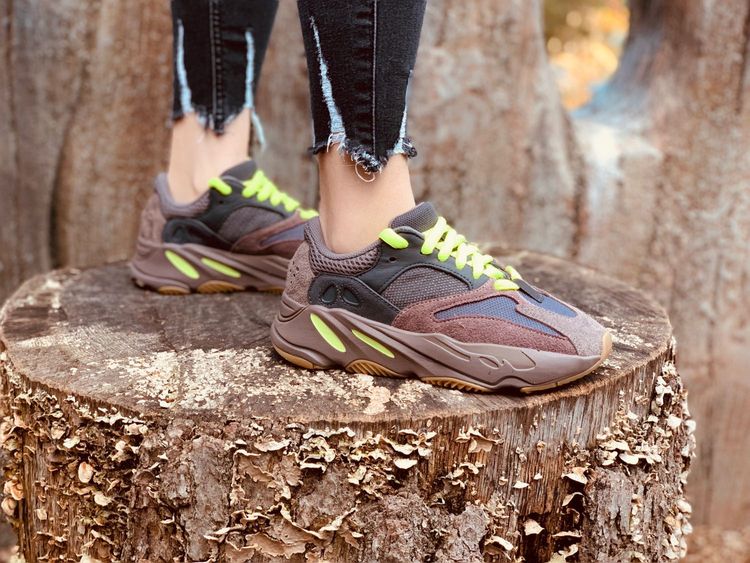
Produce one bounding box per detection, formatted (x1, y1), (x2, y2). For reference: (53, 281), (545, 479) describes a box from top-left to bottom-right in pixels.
(516, 291), (609, 358)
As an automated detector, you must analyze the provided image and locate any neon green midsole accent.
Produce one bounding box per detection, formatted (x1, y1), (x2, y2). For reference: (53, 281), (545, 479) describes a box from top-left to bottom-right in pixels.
(200, 257), (241, 279)
(165, 250), (200, 280)
(310, 313), (346, 353)
(351, 329), (395, 358)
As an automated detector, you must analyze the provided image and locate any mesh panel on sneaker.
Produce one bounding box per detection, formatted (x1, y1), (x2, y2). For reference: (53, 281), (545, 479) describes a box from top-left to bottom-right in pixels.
(389, 202), (438, 231)
(435, 296), (561, 336)
(308, 244), (380, 275)
(305, 219), (380, 275)
(218, 207), (283, 242)
(382, 267), (468, 309)
(155, 173), (210, 218)
(221, 160), (258, 182)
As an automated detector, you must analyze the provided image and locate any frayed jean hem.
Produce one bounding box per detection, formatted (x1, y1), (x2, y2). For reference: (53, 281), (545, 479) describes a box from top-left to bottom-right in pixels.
(310, 136), (418, 175)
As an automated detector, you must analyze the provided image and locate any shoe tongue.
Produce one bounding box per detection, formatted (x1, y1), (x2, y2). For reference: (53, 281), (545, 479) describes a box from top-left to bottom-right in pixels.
(221, 160), (258, 182)
(389, 202), (438, 232)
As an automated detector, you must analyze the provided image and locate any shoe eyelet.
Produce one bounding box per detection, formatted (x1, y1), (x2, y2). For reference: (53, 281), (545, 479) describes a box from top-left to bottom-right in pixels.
(388, 256), (397, 262)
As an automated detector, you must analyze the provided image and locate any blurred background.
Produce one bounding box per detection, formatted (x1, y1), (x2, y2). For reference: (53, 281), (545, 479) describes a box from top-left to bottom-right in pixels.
(0, 0), (748, 561)
(545, 0), (628, 109)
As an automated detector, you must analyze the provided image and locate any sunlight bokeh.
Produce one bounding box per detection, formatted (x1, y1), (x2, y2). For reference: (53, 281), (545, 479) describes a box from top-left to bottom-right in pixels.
(545, 0), (629, 109)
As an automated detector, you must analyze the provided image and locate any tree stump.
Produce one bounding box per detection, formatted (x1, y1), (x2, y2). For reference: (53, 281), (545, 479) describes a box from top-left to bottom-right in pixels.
(0, 253), (694, 562)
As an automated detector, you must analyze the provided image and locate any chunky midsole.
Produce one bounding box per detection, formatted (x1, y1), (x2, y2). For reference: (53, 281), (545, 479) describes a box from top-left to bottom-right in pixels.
(271, 294), (604, 392)
(130, 239), (289, 292)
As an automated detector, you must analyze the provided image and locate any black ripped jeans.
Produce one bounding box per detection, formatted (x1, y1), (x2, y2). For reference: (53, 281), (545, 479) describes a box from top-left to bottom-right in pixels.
(170, 0), (426, 173)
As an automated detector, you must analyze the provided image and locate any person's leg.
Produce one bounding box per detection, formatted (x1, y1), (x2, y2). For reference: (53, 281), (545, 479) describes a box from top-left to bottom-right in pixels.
(317, 154), (414, 252)
(297, 0), (426, 252)
(167, 109), (251, 203)
(130, 0), (318, 295)
(168, 0), (277, 203)
(273, 0), (612, 392)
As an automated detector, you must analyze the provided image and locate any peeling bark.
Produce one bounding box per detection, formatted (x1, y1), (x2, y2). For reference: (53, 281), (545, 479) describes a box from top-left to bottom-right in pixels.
(0, 0), (743, 535)
(0, 256), (692, 562)
(573, 0), (750, 528)
(258, 0), (750, 530)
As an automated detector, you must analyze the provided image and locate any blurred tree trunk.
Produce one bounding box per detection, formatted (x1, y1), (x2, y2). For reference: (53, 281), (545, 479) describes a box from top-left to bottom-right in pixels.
(573, 0), (750, 527)
(0, 0), (748, 532)
(0, 0), (172, 300)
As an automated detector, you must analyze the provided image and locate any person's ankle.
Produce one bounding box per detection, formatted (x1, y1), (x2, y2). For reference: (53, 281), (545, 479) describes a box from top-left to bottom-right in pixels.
(166, 155), (247, 204)
(317, 151), (415, 253)
(166, 109), (252, 203)
(319, 201), (413, 253)
(166, 168), (203, 204)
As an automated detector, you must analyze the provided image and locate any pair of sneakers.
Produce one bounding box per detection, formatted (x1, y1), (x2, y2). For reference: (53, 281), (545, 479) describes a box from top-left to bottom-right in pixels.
(130, 160), (612, 393)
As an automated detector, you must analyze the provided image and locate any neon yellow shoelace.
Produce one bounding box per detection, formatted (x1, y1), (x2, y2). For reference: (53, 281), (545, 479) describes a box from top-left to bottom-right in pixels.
(209, 171), (318, 220)
(379, 216), (521, 291)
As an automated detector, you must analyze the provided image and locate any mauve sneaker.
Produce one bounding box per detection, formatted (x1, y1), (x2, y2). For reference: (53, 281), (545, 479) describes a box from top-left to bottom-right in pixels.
(271, 202), (612, 393)
(130, 160), (317, 294)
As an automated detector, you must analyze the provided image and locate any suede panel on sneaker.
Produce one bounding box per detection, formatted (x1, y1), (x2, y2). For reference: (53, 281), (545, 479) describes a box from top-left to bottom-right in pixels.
(516, 292), (605, 356)
(231, 211), (306, 258)
(139, 194), (167, 244)
(392, 281), (577, 355)
(284, 242), (314, 305)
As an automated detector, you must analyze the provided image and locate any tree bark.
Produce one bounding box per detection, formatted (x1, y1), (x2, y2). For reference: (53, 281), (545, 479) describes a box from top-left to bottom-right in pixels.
(572, 1), (750, 527)
(0, 255), (693, 562)
(259, 0), (750, 529)
(0, 0), (172, 298)
(0, 0), (746, 533)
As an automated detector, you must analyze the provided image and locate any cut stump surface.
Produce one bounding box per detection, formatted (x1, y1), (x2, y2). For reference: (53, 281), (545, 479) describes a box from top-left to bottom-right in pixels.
(0, 253), (694, 562)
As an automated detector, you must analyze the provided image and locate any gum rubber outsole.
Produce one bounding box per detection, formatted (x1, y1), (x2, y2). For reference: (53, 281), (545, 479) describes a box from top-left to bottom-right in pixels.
(274, 348), (406, 379)
(271, 302), (614, 395)
(130, 242), (290, 296)
(132, 277), (284, 296)
(519, 330), (612, 393)
(273, 335), (612, 394)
